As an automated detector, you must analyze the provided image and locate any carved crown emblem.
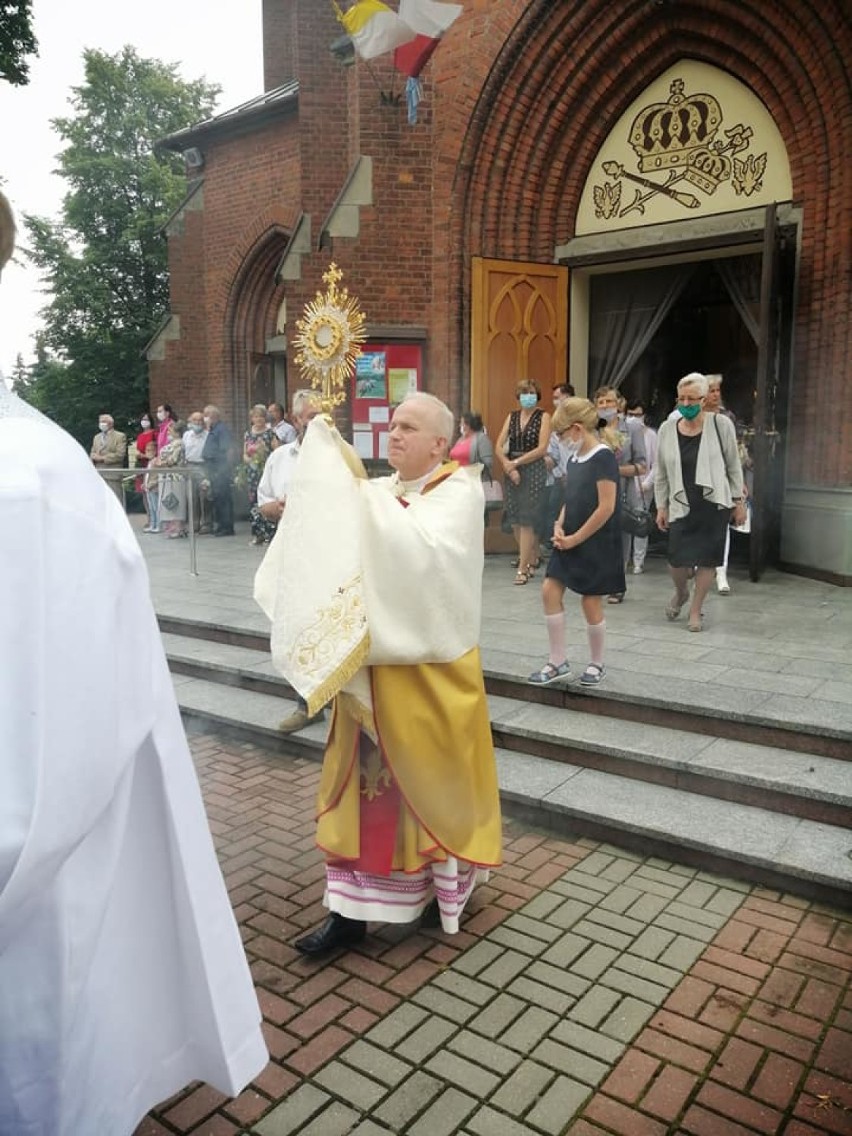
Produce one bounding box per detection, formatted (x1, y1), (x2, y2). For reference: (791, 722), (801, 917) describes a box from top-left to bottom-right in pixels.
(629, 79), (722, 172)
(592, 74), (768, 222)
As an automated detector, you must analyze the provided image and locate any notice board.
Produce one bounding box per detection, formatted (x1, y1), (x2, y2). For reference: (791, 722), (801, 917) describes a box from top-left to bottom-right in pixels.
(350, 343), (423, 461)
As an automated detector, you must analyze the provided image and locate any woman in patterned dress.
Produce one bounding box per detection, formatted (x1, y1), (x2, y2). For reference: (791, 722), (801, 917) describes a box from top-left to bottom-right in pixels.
(495, 380), (552, 584)
(242, 405), (277, 545)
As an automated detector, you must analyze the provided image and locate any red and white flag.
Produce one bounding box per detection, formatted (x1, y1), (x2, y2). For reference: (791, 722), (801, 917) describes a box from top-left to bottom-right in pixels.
(393, 0), (462, 78)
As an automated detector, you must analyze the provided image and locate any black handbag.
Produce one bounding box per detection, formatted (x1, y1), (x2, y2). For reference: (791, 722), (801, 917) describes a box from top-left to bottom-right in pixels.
(620, 477), (654, 538)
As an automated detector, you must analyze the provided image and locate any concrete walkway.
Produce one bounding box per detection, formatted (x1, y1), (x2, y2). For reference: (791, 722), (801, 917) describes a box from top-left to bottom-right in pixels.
(134, 520), (852, 1135)
(137, 516), (852, 739)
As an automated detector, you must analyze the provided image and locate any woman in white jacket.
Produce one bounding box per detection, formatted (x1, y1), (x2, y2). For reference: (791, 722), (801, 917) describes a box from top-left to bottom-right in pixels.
(654, 373), (746, 631)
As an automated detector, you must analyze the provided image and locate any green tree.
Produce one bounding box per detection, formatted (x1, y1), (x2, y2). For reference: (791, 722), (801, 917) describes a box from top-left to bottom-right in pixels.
(10, 351), (28, 391)
(0, 0), (37, 86)
(23, 46), (219, 445)
(13, 335), (77, 427)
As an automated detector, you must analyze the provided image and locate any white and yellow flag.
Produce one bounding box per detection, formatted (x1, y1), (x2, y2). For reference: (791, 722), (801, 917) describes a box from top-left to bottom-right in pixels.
(339, 0), (417, 60)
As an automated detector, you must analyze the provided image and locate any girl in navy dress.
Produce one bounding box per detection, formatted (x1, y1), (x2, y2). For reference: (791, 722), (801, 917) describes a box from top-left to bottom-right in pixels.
(528, 398), (625, 687)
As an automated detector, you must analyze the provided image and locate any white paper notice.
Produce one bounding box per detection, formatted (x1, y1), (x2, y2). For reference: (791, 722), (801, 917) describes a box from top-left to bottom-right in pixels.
(368, 405), (390, 424)
(377, 432), (389, 459)
(353, 431), (374, 459)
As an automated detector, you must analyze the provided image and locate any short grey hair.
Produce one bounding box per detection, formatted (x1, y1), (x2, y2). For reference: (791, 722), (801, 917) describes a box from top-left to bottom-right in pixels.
(678, 372), (709, 397)
(706, 373), (723, 388)
(402, 392), (454, 443)
(291, 388), (322, 416)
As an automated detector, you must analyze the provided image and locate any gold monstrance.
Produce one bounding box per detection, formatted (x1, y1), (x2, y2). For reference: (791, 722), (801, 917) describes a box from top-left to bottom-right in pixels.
(293, 262), (367, 417)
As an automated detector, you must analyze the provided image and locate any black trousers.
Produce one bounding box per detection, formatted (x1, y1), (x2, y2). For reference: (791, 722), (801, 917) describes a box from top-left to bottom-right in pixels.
(210, 469), (234, 532)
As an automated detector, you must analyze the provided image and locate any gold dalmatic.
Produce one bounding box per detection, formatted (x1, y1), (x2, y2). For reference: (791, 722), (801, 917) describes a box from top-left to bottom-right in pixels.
(293, 262), (367, 415)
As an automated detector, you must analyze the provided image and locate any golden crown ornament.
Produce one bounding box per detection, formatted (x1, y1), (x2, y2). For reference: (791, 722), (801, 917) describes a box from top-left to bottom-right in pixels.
(294, 263), (367, 416)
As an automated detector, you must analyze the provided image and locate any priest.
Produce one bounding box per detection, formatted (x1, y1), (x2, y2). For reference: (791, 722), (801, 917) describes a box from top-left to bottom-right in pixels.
(255, 392), (502, 955)
(0, 328), (267, 1129)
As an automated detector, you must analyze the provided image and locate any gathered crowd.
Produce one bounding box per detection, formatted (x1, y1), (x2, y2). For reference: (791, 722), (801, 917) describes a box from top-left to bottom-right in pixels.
(452, 373), (751, 687)
(93, 398), (309, 545)
(101, 373), (751, 693)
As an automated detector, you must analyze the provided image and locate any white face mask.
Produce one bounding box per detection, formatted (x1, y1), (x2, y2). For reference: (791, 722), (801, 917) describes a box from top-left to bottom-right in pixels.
(98, 421), (109, 432)
(203, 416), (211, 428)
(156, 410), (166, 422)
(140, 418), (151, 429)
(563, 439), (582, 459)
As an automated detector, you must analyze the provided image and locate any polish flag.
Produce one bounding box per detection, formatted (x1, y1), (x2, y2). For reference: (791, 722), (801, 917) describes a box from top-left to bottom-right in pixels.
(393, 0), (462, 78)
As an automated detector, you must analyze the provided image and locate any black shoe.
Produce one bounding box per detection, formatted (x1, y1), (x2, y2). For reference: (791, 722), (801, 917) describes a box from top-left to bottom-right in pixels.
(294, 913), (366, 956)
(213, 528), (235, 536)
(420, 898), (441, 929)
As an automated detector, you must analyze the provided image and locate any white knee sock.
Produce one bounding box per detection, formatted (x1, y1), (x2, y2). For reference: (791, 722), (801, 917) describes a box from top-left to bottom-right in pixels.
(586, 619), (606, 667)
(545, 612), (566, 665)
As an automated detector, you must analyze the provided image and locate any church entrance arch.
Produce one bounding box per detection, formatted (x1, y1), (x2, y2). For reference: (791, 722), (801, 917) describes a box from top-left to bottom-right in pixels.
(556, 62), (797, 577)
(224, 228), (290, 424)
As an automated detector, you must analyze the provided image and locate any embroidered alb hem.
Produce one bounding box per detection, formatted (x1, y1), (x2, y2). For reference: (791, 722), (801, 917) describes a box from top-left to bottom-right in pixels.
(324, 859), (488, 934)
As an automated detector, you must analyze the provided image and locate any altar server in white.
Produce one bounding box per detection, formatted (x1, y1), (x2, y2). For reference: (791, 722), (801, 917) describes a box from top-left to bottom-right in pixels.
(0, 382), (268, 1135)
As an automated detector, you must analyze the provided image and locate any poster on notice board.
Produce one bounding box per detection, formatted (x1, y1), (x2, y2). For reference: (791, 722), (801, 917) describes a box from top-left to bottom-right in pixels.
(355, 352), (387, 399)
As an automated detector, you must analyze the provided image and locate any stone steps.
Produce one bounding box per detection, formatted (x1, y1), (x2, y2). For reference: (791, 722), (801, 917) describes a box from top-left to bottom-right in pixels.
(162, 624), (852, 907)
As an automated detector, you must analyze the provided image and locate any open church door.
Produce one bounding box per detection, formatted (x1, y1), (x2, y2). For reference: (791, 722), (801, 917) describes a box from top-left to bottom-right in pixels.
(471, 258), (569, 552)
(750, 204), (790, 582)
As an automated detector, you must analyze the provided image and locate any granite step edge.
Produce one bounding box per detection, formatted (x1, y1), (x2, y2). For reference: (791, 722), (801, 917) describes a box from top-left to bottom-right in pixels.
(159, 616), (851, 751)
(173, 677), (852, 905)
(168, 651), (852, 818)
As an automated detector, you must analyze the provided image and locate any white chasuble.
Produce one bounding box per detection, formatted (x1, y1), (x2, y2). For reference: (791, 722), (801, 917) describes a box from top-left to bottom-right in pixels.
(254, 416), (486, 714)
(0, 408), (267, 1136)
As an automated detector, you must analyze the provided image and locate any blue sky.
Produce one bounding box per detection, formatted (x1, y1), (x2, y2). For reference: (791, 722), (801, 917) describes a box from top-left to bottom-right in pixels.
(0, 0), (263, 380)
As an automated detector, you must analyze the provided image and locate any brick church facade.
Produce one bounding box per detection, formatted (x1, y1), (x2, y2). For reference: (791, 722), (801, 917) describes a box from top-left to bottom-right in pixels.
(148, 1), (851, 582)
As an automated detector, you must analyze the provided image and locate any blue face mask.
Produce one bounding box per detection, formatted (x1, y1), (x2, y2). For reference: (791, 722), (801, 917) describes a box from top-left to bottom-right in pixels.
(519, 393), (538, 410)
(678, 403), (702, 420)
(597, 407), (618, 422)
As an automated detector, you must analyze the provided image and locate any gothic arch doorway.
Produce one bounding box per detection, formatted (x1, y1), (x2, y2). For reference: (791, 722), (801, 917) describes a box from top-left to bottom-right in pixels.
(225, 228), (290, 424)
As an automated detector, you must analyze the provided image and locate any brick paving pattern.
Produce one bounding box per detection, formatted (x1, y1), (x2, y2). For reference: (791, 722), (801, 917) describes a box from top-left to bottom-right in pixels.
(136, 736), (852, 1136)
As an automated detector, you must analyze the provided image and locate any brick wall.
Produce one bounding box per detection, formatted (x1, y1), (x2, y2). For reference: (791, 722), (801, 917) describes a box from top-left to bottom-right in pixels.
(432, 0), (851, 486)
(157, 0), (851, 487)
(262, 0), (295, 91)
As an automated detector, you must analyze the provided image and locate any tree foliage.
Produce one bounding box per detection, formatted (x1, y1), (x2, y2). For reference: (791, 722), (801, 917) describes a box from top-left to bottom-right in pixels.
(22, 46), (218, 445)
(0, 0), (37, 86)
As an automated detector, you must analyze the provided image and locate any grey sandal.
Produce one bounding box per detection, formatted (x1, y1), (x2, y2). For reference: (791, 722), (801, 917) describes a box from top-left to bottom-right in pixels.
(528, 661), (571, 685)
(579, 663), (606, 686)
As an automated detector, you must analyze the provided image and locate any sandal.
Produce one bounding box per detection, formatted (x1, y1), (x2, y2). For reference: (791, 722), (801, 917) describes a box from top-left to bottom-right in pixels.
(514, 569), (529, 585)
(525, 563), (537, 578)
(579, 663), (606, 686)
(665, 591), (689, 621)
(528, 661), (571, 685)
(607, 593), (625, 605)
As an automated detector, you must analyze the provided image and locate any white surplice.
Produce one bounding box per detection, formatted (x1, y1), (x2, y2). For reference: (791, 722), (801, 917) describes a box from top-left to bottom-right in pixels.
(0, 396), (267, 1136)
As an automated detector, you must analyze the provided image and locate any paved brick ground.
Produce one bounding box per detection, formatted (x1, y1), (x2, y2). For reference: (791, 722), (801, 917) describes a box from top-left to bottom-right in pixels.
(135, 735), (852, 1136)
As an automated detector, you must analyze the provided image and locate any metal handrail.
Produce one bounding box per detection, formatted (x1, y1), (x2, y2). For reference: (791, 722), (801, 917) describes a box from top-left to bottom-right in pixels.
(96, 465), (209, 576)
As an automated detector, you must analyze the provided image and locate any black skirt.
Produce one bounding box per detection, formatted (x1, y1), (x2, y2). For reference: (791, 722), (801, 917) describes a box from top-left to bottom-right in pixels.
(667, 430), (731, 567)
(668, 499), (731, 567)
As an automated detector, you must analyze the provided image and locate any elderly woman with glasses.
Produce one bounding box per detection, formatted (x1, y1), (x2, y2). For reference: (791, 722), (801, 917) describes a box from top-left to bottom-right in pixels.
(655, 372), (746, 632)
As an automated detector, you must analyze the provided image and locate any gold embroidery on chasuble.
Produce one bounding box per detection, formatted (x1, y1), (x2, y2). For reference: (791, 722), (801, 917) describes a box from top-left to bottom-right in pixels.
(291, 576), (369, 714)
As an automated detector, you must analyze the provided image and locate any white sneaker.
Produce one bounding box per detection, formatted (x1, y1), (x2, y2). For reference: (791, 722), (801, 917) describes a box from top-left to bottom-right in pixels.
(632, 565), (644, 575)
(716, 568), (731, 594)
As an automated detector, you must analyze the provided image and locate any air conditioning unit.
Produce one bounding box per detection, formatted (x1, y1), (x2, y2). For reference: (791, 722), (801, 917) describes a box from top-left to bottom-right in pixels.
(183, 147), (204, 170)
